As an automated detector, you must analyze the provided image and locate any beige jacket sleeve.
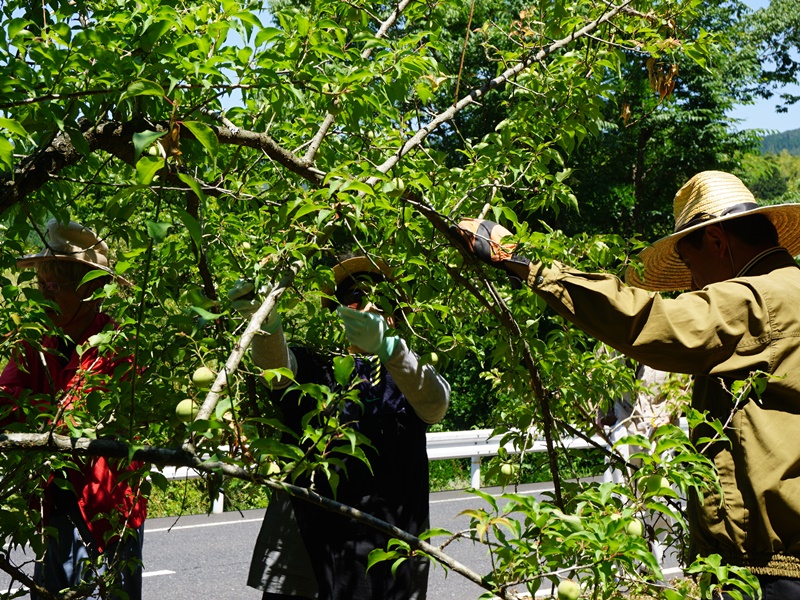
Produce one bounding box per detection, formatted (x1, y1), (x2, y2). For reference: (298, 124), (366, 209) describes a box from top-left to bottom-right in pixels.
(529, 261), (775, 378)
(251, 326), (297, 390)
(382, 337), (450, 424)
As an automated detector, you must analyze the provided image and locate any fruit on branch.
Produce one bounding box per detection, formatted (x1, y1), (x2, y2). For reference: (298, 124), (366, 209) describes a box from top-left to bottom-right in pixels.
(175, 399), (199, 423)
(387, 177), (406, 197)
(625, 518), (644, 537)
(192, 366), (215, 389)
(643, 474), (672, 497)
(557, 578), (580, 600)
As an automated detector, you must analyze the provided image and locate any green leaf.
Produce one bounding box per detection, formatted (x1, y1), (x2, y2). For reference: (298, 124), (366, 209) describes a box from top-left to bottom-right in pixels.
(135, 156), (165, 185)
(333, 355), (355, 387)
(120, 80), (165, 102)
(0, 118), (28, 137)
(182, 120), (218, 157)
(145, 220), (172, 244)
(78, 269), (113, 287)
(0, 137), (14, 170)
(366, 548), (395, 571)
(175, 206), (203, 249)
(133, 130), (167, 163)
(215, 397), (233, 419)
(190, 306), (222, 321)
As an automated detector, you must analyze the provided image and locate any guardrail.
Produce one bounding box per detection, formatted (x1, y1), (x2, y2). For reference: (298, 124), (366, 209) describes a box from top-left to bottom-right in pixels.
(156, 428), (610, 513)
(425, 428), (608, 488)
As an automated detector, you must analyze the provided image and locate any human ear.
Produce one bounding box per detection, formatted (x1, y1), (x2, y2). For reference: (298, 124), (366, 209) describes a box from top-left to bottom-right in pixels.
(704, 225), (729, 258)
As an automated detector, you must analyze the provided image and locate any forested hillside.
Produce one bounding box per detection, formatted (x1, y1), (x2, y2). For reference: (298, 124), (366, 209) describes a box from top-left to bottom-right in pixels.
(763, 127), (800, 155)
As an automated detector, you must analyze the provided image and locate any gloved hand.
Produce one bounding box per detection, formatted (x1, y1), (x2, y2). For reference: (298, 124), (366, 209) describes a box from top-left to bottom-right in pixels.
(227, 279), (281, 334)
(451, 218), (531, 288)
(336, 305), (398, 361)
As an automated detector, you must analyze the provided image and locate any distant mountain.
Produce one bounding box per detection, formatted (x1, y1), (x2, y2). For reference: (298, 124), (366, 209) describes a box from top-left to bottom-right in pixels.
(762, 128), (800, 155)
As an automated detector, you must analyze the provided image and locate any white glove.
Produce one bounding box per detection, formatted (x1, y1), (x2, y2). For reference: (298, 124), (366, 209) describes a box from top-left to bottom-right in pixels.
(227, 279), (280, 334)
(336, 305), (397, 361)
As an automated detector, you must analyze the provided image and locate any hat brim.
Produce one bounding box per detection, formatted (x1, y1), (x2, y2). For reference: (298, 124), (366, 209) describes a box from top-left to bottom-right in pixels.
(16, 254), (133, 287)
(321, 256), (392, 310)
(626, 203), (800, 292)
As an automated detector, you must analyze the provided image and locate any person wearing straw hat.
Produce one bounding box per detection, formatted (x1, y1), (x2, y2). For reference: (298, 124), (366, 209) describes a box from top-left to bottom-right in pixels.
(0, 218), (147, 600)
(229, 254), (449, 600)
(453, 170), (800, 596)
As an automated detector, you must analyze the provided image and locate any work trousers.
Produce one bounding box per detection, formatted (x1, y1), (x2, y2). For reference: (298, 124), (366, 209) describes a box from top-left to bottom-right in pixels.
(722, 575), (800, 600)
(32, 492), (144, 600)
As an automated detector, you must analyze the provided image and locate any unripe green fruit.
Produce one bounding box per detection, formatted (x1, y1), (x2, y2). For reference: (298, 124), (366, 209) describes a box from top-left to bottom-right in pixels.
(421, 352), (439, 366)
(644, 474), (672, 496)
(175, 399), (199, 423)
(557, 579), (580, 600)
(241, 241), (251, 250)
(192, 366), (215, 388)
(625, 518), (644, 537)
(388, 177), (406, 197)
(500, 463), (514, 477)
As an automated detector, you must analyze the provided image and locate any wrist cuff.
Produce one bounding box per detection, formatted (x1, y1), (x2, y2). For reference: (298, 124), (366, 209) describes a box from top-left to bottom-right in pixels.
(263, 313), (281, 335)
(378, 335), (399, 362)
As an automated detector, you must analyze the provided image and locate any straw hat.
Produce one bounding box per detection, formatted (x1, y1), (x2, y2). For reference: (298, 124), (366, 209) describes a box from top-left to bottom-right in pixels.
(321, 256), (392, 310)
(17, 218), (132, 286)
(626, 171), (800, 292)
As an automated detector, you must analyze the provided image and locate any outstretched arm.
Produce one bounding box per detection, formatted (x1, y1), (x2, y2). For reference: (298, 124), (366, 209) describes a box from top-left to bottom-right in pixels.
(228, 280), (297, 389)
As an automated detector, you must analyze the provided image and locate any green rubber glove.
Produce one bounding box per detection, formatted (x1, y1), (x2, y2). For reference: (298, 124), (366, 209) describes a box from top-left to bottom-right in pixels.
(336, 305), (397, 361)
(227, 279), (280, 334)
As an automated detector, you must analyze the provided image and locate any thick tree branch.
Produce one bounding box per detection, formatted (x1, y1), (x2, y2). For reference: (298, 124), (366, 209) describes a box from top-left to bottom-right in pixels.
(0, 431), (521, 599)
(302, 0), (415, 164)
(365, 0), (633, 182)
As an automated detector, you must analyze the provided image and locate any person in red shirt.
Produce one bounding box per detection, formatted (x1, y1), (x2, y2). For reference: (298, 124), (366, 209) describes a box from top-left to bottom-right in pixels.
(0, 219), (147, 599)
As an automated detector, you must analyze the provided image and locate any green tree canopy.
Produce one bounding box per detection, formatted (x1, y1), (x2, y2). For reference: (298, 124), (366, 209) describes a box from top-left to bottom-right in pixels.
(0, 0), (766, 597)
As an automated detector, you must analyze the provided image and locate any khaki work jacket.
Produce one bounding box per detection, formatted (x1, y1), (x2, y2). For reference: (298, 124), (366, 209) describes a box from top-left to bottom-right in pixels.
(531, 247), (800, 576)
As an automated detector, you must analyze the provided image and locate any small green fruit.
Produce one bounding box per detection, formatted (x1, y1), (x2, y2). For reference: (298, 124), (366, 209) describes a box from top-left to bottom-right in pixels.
(644, 474), (672, 496)
(421, 352), (439, 366)
(557, 579), (580, 600)
(241, 241), (251, 250)
(388, 177), (406, 197)
(625, 518), (644, 537)
(175, 399), (199, 423)
(192, 366), (215, 389)
(500, 463), (514, 477)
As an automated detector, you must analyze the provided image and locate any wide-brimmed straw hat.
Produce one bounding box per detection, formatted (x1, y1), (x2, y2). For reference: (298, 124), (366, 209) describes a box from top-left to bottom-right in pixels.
(626, 171), (800, 292)
(17, 218), (132, 286)
(321, 256), (392, 310)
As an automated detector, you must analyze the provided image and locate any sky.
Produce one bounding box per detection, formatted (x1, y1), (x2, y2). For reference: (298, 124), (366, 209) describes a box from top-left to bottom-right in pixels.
(727, 0), (800, 133)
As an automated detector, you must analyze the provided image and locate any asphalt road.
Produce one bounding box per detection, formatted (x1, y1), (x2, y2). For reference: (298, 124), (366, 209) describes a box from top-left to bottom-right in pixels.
(1, 481), (680, 599)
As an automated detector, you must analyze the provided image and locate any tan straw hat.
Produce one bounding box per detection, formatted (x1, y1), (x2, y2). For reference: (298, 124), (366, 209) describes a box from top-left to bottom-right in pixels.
(17, 218), (132, 286)
(626, 171), (800, 292)
(321, 256), (392, 310)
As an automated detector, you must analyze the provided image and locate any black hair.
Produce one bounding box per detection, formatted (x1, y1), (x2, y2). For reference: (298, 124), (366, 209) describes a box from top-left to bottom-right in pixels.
(679, 214), (778, 250)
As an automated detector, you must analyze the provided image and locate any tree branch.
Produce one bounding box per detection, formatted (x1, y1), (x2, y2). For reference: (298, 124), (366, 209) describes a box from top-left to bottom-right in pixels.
(0, 431), (522, 599)
(365, 0), (633, 183)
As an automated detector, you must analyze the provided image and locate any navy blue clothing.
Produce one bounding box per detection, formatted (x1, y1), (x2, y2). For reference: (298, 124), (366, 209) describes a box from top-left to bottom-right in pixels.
(259, 347), (431, 600)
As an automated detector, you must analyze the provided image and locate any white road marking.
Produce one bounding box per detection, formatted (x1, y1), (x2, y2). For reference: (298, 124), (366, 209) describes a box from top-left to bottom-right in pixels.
(147, 517), (263, 533)
(143, 570), (175, 578)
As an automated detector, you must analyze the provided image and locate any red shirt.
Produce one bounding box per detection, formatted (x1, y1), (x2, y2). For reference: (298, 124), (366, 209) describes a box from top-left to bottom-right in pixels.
(0, 312), (147, 551)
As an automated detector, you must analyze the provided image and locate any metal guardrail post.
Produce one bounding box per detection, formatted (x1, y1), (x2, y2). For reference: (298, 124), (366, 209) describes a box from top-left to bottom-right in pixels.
(470, 456), (481, 488)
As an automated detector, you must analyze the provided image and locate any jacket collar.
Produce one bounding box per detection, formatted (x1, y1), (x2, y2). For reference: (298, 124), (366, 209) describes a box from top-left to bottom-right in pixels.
(738, 246), (798, 278)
